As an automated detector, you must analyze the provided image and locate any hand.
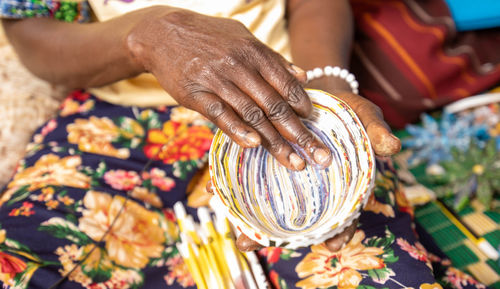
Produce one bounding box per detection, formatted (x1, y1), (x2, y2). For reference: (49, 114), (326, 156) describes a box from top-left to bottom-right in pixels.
(307, 76), (401, 157)
(126, 7), (332, 170)
(206, 85), (401, 252)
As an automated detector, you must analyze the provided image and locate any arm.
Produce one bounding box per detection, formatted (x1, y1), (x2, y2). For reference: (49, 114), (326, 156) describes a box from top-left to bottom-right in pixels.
(1, 8), (154, 89)
(288, 0), (354, 92)
(279, 0), (401, 252)
(287, 0), (401, 157)
(2, 6), (333, 171)
(236, 0), (402, 253)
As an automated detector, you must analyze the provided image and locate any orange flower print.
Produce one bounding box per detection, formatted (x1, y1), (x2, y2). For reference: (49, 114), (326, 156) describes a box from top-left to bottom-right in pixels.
(420, 283), (444, 289)
(164, 255), (195, 288)
(67, 116), (130, 159)
(444, 267), (485, 289)
(130, 187), (163, 208)
(1, 154), (90, 207)
(170, 106), (206, 124)
(395, 187), (414, 218)
(144, 121), (213, 164)
(103, 169), (141, 191)
(295, 230), (385, 289)
(58, 195), (75, 206)
(396, 238), (432, 269)
(259, 247), (283, 264)
(0, 251), (27, 283)
(45, 200), (60, 210)
(56, 244), (143, 287)
(78, 190), (166, 269)
(31, 187), (55, 202)
(364, 193), (395, 218)
(258, 247), (300, 265)
(8, 202), (35, 217)
(60, 97), (95, 117)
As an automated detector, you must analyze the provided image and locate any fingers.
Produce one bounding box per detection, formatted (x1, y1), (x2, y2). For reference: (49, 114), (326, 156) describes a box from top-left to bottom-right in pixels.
(236, 233), (264, 252)
(189, 91), (261, 148)
(212, 82), (304, 170)
(229, 70), (332, 169)
(335, 91), (401, 156)
(258, 53), (312, 118)
(324, 219), (359, 252)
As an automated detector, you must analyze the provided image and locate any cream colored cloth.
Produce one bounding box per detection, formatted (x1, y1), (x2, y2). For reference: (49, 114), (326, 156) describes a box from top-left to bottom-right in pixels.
(88, 0), (291, 107)
(0, 27), (65, 186)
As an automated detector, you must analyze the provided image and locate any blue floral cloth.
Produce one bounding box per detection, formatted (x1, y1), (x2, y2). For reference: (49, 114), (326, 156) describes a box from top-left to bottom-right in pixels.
(0, 92), (488, 289)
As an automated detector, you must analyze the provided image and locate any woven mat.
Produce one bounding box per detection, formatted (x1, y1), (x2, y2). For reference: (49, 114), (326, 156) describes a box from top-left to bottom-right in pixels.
(395, 98), (500, 288)
(0, 27), (65, 186)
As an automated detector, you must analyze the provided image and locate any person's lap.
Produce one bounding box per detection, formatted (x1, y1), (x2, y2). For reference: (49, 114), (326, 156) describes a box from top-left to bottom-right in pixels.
(0, 92), (481, 289)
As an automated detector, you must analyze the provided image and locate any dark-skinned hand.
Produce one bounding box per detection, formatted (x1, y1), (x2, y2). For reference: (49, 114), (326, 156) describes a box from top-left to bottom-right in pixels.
(126, 7), (333, 171)
(204, 79), (401, 252)
(127, 7), (401, 252)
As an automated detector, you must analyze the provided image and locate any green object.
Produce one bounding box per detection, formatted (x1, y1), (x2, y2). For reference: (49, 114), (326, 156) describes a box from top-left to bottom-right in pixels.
(424, 140), (500, 209)
(491, 281), (500, 289)
(483, 230), (500, 248)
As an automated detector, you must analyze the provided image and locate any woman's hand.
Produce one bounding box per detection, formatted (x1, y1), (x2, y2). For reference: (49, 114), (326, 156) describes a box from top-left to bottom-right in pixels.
(208, 83), (401, 253)
(126, 8), (332, 170)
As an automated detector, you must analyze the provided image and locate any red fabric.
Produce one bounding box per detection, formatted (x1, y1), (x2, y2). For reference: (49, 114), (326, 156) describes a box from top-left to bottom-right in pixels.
(350, 0), (500, 128)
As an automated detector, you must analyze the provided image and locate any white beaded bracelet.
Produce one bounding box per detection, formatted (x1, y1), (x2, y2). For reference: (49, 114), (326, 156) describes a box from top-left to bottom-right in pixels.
(306, 66), (359, 95)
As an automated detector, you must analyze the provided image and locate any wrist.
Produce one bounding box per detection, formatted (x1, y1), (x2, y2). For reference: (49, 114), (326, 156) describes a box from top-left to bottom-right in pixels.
(306, 74), (353, 94)
(305, 66), (358, 94)
(124, 6), (182, 74)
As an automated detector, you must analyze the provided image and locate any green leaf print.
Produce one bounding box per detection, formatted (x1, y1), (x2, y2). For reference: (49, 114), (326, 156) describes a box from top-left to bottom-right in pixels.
(38, 217), (91, 245)
(6, 185), (31, 207)
(357, 286), (378, 289)
(367, 267), (395, 284)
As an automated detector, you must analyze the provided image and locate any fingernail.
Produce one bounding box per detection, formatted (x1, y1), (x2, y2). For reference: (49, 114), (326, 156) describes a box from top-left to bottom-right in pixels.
(390, 133), (400, 143)
(236, 235), (262, 252)
(291, 64), (305, 75)
(291, 64), (307, 83)
(314, 148), (332, 167)
(289, 153), (305, 170)
(245, 131), (261, 147)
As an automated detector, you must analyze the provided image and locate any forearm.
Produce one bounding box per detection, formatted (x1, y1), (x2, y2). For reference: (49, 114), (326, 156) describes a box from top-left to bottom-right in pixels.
(287, 0), (354, 92)
(2, 6), (172, 89)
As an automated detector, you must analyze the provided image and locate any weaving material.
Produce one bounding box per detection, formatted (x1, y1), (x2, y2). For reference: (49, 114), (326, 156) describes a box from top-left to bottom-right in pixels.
(209, 89), (375, 249)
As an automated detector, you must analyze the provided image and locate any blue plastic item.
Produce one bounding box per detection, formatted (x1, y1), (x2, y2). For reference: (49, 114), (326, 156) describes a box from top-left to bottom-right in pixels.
(444, 0), (500, 31)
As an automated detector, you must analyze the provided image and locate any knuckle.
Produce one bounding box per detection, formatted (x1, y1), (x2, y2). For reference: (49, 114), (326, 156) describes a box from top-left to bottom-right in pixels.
(242, 105), (265, 126)
(222, 54), (242, 68)
(371, 103), (384, 117)
(283, 78), (303, 104)
(182, 81), (207, 97)
(228, 123), (239, 135)
(296, 132), (314, 148)
(357, 99), (382, 118)
(206, 101), (227, 120)
(267, 101), (292, 122)
(267, 140), (285, 155)
(244, 38), (266, 56)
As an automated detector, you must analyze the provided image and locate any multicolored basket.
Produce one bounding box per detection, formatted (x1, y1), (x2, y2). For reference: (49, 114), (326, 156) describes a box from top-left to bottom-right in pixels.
(209, 89), (376, 249)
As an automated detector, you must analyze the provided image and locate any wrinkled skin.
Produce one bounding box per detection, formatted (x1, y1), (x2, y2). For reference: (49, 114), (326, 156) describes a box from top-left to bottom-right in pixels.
(127, 9), (332, 170)
(3, 1), (401, 252)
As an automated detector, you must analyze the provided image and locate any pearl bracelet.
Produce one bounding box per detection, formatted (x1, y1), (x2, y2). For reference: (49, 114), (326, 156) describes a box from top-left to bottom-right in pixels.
(306, 66), (359, 95)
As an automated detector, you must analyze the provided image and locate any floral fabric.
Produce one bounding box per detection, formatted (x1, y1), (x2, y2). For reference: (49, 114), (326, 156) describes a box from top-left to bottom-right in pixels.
(0, 92), (488, 289)
(0, 0), (89, 22)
